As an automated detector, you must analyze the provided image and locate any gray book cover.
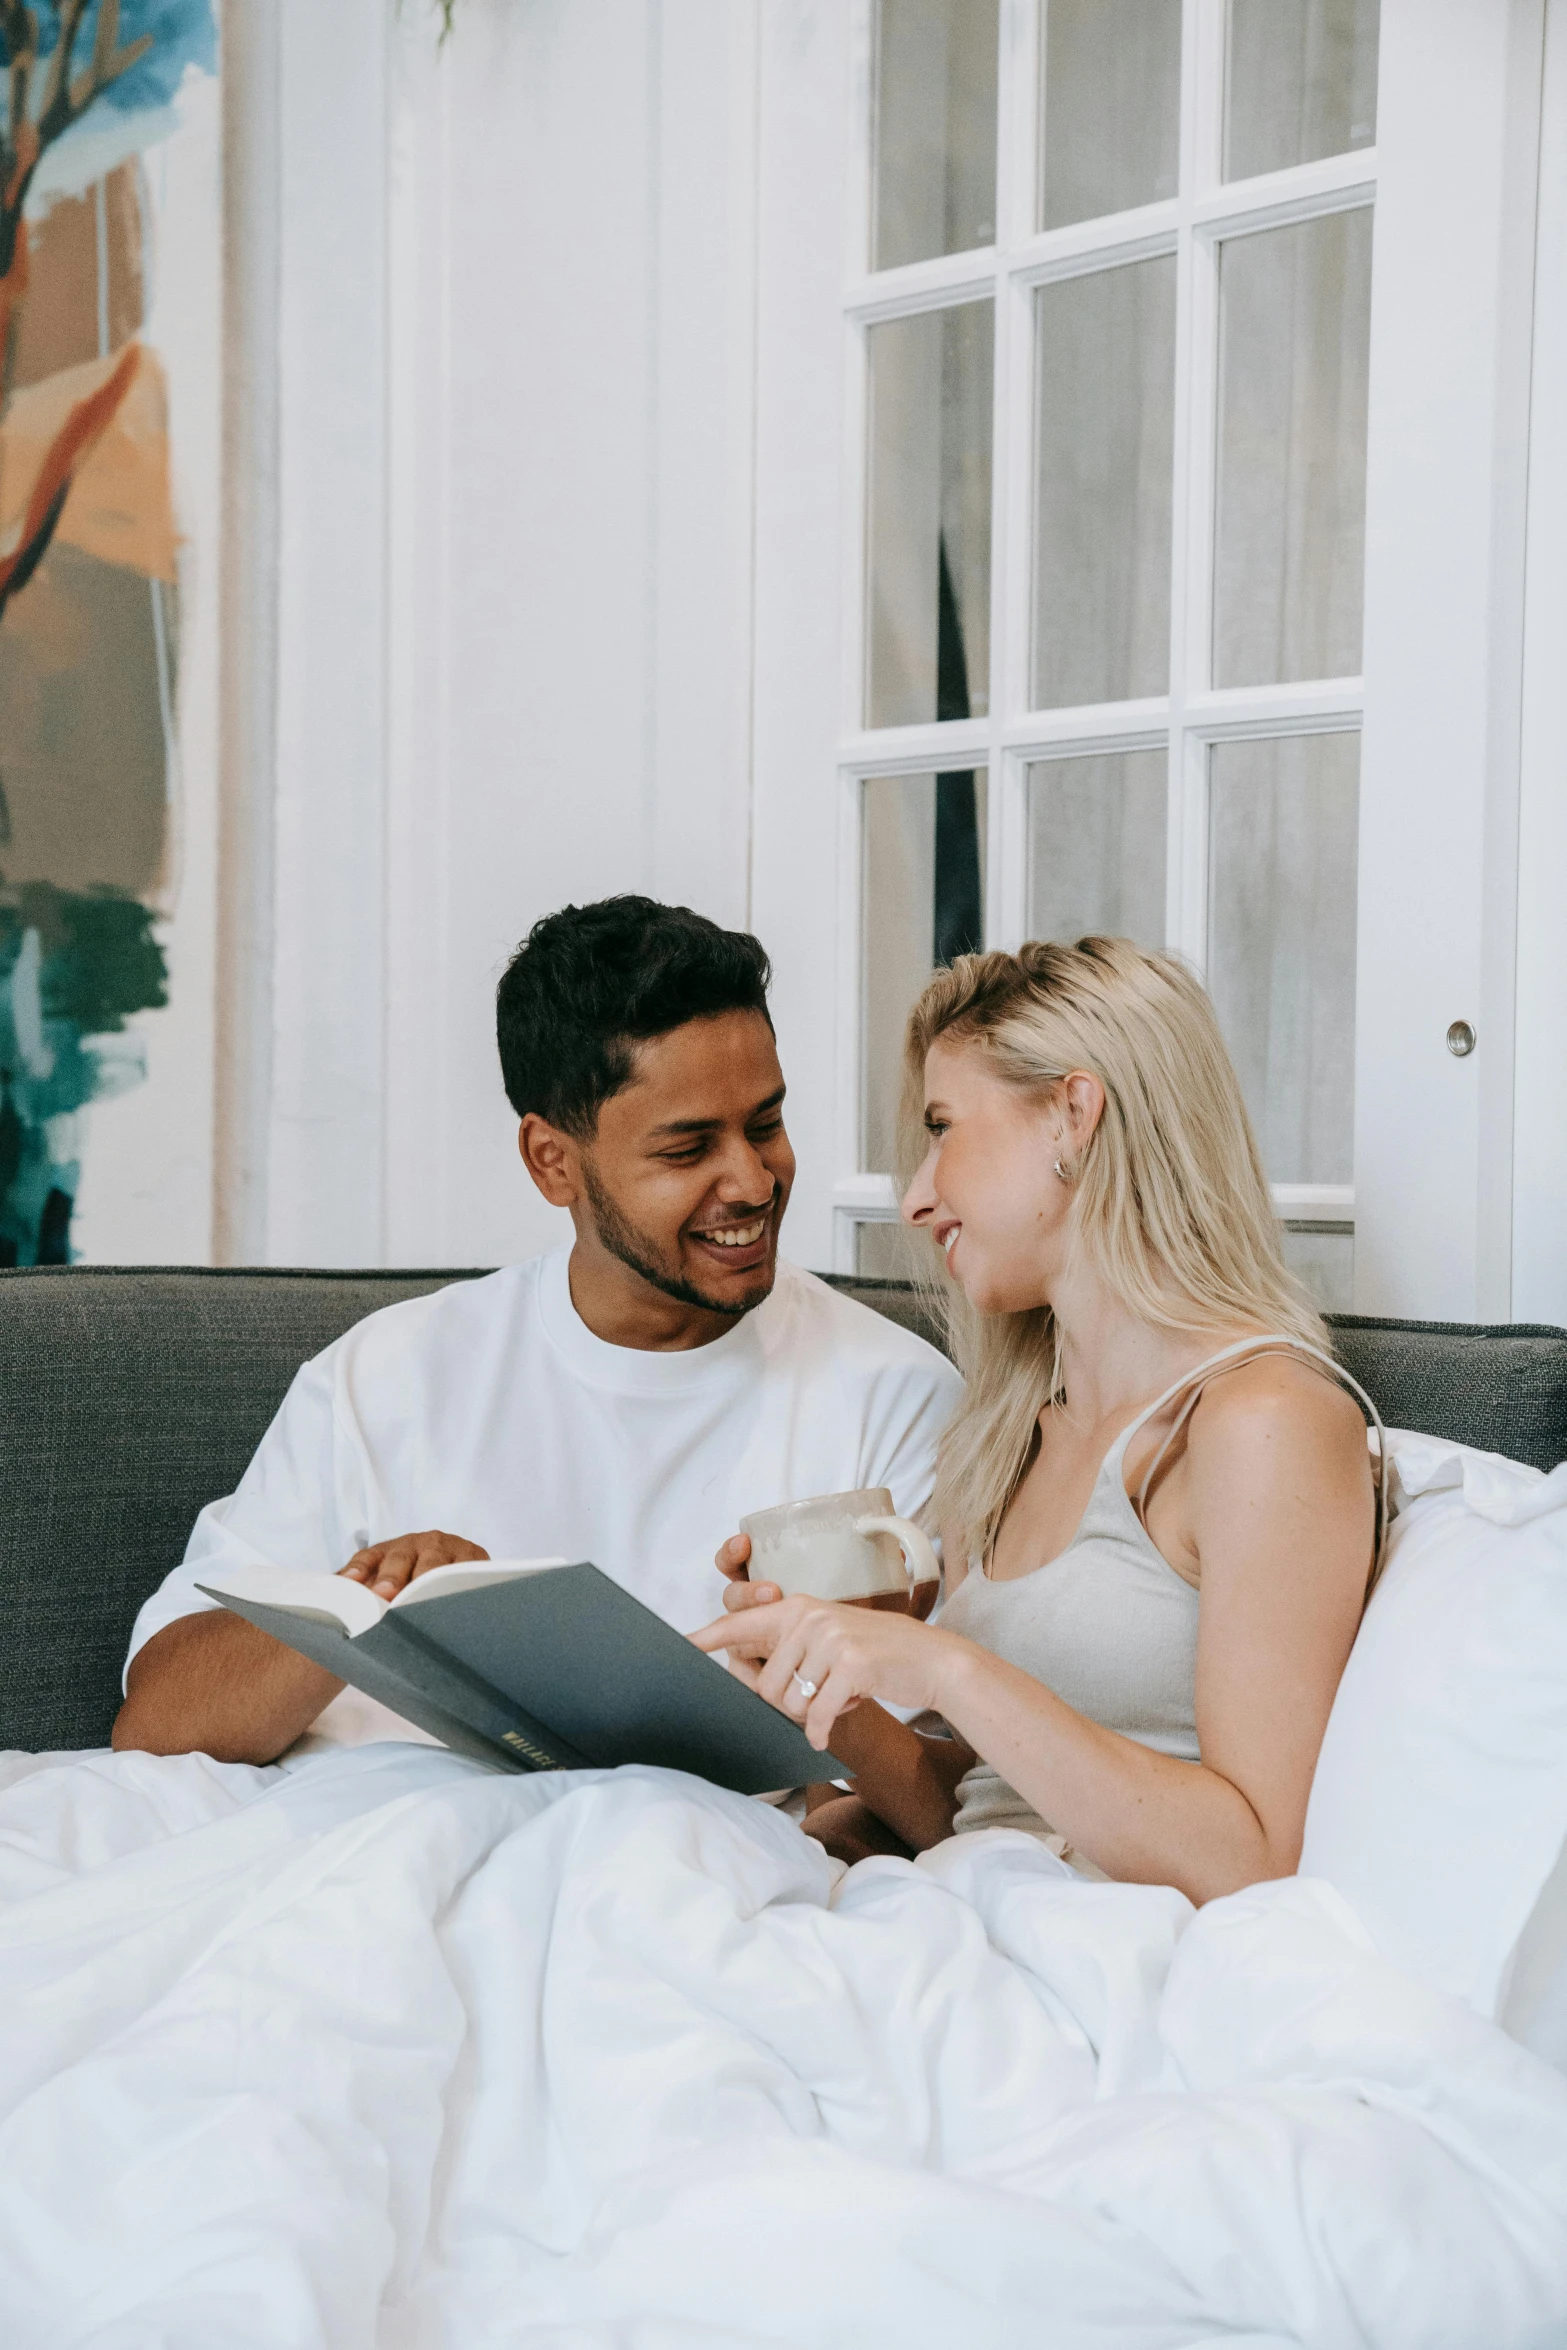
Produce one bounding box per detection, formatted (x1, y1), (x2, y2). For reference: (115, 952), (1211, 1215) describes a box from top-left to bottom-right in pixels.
(200, 1562), (847, 1793)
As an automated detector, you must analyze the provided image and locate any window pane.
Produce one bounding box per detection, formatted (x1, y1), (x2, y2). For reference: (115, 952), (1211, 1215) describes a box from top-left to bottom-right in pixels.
(1207, 732), (1358, 1186)
(1033, 258), (1175, 709)
(1040, 0), (1181, 229)
(855, 1220), (925, 1279)
(1225, 0), (1379, 182)
(1213, 207), (1372, 689)
(866, 301), (993, 729)
(872, 0), (999, 271)
(1282, 1223), (1354, 1312)
(1027, 750), (1166, 947)
(862, 769), (988, 1171)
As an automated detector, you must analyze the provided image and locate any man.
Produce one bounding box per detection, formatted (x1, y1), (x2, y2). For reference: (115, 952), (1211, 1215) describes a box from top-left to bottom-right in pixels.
(114, 896), (961, 1765)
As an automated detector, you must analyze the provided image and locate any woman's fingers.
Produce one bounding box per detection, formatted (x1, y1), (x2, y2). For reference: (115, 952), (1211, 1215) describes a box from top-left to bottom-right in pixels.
(691, 1599), (793, 1656)
(722, 1576), (781, 1613)
(715, 1533), (753, 1580)
(804, 1670), (862, 1752)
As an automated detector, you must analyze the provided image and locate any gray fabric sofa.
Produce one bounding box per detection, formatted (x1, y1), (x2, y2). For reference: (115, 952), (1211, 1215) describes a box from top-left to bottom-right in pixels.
(4, 1264), (1566, 1754)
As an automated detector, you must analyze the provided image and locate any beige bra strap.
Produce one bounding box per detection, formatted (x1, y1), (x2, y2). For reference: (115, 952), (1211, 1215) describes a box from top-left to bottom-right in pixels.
(1131, 1336), (1389, 1592)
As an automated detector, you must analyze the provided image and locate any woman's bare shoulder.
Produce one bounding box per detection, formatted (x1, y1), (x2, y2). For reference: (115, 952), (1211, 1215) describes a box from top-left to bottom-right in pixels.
(1185, 1347), (1369, 1478)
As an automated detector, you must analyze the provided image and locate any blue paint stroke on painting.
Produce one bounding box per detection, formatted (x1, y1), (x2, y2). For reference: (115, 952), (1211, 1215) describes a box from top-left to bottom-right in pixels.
(0, 2), (216, 103)
(7, 3), (218, 203)
(0, 889), (167, 1265)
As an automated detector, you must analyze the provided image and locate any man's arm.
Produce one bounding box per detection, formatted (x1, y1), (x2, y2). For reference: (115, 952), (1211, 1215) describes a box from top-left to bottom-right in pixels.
(113, 1530), (491, 1765)
(113, 1612), (344, 1764)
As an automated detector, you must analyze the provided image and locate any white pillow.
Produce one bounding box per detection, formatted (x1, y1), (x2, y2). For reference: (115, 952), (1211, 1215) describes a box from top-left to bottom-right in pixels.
(1300, 1431), (1567, 2019)
(1501, 1832), (1567, 2071)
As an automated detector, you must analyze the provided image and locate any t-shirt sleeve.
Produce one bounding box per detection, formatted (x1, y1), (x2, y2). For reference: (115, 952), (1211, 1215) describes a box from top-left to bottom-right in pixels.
(121, 1350), (372, 1686)
(859, 1350), (965, 1526)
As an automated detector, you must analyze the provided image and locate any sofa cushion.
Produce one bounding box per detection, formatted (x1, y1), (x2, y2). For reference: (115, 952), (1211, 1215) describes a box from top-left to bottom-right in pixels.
(2, 1268), (1565, 1753)
(0, 1268), (483, 1751)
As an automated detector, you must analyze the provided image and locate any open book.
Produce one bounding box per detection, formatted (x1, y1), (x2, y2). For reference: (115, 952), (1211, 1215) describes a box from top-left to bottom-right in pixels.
(198, 1558), (846, 1792)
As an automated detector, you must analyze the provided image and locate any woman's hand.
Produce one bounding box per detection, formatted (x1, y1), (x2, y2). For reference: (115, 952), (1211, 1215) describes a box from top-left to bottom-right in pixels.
(692, 1594), (962, 1751)
(713, 1531), (781, 1611)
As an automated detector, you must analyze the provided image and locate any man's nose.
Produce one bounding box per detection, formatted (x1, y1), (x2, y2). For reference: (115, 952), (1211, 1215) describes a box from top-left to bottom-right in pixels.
(713, 1140), (776, 1203)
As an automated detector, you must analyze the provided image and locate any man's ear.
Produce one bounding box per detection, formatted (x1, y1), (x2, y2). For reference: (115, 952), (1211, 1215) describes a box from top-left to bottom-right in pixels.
(519, 1114), (583, 1207)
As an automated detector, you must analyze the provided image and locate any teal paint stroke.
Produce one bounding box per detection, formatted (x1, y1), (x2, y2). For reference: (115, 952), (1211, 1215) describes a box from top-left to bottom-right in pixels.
(0, 886), (168, 1264)
(8, 2), (219, 207)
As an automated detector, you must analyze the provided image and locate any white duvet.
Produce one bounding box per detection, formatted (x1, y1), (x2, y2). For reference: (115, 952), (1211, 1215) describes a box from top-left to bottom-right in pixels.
(1, 1745), (1565, 2350)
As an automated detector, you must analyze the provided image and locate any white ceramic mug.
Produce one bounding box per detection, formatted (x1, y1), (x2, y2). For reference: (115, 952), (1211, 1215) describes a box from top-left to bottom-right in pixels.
(738, 1486), (939, 1606)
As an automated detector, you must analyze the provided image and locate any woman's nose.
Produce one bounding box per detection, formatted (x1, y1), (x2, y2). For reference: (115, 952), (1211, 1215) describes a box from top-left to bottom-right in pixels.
(901, 1154), (937, 1225)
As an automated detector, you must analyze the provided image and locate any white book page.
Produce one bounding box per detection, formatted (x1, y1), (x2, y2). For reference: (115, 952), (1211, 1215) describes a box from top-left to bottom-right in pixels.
(389, 1558), (568, 1609)
(199, 1558), (571, 1637)
(198, 1566), (383, 1638)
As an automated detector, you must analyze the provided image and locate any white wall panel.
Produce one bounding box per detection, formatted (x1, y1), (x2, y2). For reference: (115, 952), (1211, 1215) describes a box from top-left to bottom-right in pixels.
(1354, 0), (1545, 1318)
(254, 0), (762, 1269)
(1513, 0), (1567, 1322)
(264, 0), (391, 1265)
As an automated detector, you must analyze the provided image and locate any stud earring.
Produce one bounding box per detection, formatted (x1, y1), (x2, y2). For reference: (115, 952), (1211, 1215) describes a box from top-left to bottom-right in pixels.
(1053, 1157), (1071, 1184)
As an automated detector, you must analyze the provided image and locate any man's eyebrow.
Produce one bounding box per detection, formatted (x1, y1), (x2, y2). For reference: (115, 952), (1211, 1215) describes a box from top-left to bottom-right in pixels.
(646, 1086), (786, 1140)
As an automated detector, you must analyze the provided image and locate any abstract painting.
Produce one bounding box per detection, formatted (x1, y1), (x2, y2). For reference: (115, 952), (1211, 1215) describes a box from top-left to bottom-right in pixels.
(0, 1), (216, 1263)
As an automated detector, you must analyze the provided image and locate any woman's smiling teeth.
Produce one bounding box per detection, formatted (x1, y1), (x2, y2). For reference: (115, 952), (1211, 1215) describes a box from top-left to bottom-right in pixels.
(942, 1224), (961, 1256)
(696, 1217), (767, 1249)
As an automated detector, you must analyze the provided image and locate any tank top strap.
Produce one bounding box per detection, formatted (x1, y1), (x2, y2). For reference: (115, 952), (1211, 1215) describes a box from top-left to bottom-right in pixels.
(1118, 1334), (1389, 1591)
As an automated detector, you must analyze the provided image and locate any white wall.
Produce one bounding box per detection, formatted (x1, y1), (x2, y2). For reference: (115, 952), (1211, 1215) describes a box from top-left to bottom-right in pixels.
(229, 0), (763, 1269)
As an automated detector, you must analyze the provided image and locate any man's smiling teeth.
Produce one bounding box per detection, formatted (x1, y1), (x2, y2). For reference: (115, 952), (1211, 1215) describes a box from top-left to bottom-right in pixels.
(698, 1218), (767, 1249)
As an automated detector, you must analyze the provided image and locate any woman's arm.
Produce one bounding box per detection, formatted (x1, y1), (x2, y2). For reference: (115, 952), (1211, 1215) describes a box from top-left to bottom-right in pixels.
(697, 1365), (1373, 1902)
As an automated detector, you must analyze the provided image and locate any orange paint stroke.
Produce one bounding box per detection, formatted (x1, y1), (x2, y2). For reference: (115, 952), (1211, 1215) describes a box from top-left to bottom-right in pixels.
(0, 340), (174, 588)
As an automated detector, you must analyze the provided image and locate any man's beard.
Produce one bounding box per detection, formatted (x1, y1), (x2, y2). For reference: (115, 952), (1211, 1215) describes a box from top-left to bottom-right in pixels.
(580, 1159), (775, 1319)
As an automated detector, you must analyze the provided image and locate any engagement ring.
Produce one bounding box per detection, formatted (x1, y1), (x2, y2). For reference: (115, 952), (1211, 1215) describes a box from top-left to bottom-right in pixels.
(791, 1672), (818, 1701)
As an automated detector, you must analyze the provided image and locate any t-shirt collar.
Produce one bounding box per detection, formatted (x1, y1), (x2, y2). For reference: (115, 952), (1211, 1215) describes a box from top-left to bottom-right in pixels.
(537, 1244), (779, 1395)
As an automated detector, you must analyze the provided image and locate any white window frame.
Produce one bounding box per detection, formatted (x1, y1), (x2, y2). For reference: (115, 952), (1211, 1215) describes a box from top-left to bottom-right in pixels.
(751, 0), (1559, 1318)
(830, 0), (1370, 1271)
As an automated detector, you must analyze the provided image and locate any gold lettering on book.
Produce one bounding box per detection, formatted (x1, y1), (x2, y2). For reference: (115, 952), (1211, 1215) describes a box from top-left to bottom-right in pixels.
(500, 1729), (563, 1769)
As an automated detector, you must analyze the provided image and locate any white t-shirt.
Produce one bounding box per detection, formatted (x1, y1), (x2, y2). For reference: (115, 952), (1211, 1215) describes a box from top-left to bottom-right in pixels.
(125, 1252), (961, 1742)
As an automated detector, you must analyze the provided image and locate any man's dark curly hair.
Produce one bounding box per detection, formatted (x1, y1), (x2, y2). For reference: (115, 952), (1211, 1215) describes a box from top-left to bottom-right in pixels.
(496, 896), (773, 1138)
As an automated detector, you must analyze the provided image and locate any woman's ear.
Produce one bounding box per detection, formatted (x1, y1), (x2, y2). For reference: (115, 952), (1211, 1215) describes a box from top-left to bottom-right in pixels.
(1060, 1070), (1106, 1156)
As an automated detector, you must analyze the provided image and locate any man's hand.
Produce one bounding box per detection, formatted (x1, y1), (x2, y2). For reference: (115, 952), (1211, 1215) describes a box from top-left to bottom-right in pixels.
(114, 1529), (491, 1765)
(340, 1530), (489, 1599)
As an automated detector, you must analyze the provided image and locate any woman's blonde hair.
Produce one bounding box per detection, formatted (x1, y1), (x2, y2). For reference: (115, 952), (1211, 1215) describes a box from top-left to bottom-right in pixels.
(903, 936), (1328, 1564)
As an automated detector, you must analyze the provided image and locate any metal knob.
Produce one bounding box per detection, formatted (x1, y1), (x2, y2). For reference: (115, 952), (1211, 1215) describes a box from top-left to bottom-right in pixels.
(1446, 1020), (1476, 1058)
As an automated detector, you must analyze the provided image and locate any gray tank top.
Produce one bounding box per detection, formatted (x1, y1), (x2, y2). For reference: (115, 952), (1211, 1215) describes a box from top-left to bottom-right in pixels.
(938, 1334), (1385, 1857)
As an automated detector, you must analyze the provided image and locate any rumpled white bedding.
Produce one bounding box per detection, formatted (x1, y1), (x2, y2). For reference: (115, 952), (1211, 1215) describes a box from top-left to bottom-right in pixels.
(1, 1745), (1565, 2350)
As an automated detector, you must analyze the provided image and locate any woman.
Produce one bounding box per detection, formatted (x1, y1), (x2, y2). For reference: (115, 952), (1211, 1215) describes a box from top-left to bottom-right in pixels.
(695, 938), (1381, 1904)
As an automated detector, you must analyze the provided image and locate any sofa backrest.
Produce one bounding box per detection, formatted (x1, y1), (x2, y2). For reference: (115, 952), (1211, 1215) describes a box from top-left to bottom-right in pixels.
(3, 1264), (1565, 1753)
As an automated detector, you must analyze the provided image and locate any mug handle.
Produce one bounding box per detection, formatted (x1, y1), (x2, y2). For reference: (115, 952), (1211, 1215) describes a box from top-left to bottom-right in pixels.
(852, 1513), (940, 1594)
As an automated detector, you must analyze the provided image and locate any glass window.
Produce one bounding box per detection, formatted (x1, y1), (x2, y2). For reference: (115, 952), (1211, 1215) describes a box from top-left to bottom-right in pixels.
(854, 1220), (926, 1279)
(872, 0), (999, 271)
(1033, 257), (1176, 709)
(1027, 750), (1166, 947)
(1213, 206), (1372, 688)
(1040, 0), (1182, 229)
(1225, 0), (1379, 183)
(1281, 1223), (1354, 1312)
(1207, 731), (1359, 1186)
(862, 769), (988, 1171)
(866, 300), (993, 728)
